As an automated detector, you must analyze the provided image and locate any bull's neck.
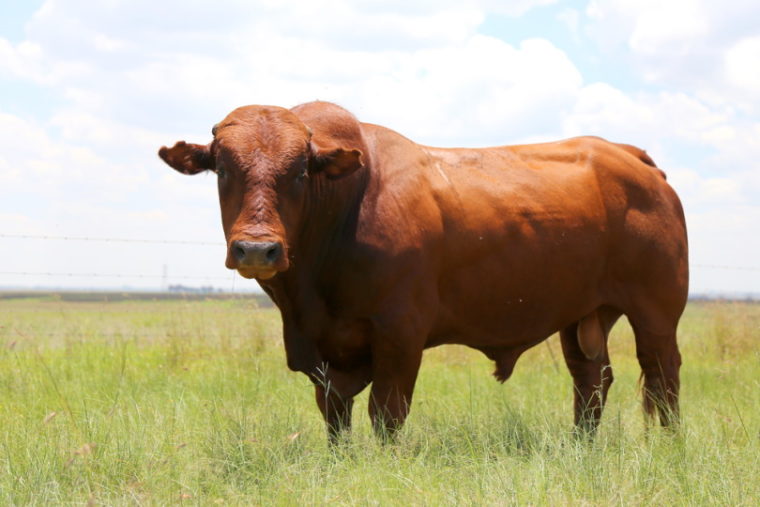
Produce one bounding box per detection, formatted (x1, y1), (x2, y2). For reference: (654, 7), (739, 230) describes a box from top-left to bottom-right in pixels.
(295, 166), (370, 276)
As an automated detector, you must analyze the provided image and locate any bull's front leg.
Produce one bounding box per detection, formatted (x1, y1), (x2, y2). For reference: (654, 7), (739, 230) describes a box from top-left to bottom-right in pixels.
(368, 343), (424, 439)
(311, 366), (371, 444)
(366, 289), (434, 440)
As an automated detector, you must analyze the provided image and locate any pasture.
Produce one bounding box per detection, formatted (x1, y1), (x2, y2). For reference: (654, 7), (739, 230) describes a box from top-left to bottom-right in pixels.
(0, 294), (757, 505)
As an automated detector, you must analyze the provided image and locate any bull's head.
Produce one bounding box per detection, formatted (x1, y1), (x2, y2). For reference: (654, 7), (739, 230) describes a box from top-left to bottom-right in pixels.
(158, 104), (364, 280)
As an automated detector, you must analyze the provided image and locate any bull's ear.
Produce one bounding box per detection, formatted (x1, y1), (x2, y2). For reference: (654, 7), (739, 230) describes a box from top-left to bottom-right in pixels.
(310, 140), (364, 179)
(158, 141), (213, 175)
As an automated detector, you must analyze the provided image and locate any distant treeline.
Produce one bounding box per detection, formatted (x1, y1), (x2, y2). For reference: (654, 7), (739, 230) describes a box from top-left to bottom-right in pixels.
(0, 290), (275, 306)
(689, 294), (760, 302)
(0, 290), (756, 305)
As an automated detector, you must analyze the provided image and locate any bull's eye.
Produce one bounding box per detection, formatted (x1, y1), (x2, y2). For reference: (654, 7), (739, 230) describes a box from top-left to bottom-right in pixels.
(296, 163), (308, 181)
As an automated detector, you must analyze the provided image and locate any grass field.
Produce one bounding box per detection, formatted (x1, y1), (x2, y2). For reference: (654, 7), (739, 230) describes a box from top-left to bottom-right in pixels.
(0, 295), (757, 505)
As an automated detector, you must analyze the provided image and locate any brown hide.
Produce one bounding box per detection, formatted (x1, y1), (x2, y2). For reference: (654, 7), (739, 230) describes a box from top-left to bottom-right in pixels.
(159, 101), (688, 439)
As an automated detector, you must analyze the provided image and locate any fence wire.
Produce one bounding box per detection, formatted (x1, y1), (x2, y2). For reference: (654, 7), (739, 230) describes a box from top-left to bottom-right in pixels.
(0, 233), (223, 246)
(0, 271), (234, 281)
(1, 233), (759, 280)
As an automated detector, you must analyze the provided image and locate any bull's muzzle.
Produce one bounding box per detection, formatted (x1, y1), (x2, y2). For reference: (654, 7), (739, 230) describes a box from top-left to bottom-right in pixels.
(230, 240), (285, 279)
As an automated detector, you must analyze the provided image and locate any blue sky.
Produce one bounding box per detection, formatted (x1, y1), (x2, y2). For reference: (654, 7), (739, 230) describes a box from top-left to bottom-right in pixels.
(1, 0), (759, 294)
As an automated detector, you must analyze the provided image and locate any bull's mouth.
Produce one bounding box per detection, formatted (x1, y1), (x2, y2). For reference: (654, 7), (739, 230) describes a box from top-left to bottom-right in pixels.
(237, 267), (279, 280)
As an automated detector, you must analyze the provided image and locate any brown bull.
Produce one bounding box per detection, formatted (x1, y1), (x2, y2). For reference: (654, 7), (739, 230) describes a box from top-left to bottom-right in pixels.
(159, 101), (688, 441)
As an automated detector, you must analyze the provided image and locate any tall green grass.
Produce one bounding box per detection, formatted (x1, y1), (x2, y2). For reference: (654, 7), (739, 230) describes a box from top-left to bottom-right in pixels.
(1, 297), (757, 504)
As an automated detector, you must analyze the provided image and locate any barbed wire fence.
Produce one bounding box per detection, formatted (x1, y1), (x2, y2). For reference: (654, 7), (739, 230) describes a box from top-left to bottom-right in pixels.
(0, 233), (223, 246)
(0, 233), (247, 294)
(1, 233), (759, 296)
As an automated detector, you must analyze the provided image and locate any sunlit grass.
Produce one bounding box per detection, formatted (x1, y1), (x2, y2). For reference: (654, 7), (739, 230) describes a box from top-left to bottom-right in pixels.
(0, 297), (757, 504)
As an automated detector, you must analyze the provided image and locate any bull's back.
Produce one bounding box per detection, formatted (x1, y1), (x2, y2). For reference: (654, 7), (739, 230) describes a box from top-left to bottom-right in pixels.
(425, 136), (684, 278)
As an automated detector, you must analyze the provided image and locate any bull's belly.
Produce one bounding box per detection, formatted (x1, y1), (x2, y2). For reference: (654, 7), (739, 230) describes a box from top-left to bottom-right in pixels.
(429, 257), (602, 349)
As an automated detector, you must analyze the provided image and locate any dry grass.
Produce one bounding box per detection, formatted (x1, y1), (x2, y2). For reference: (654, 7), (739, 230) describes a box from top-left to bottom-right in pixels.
(0, 296), (758, 504)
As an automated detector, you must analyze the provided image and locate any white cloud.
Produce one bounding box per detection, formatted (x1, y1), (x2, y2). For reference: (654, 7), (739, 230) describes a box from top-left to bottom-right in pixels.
(556, 8), (580, 40)
(584, 0), (760, 102)
(626, 0), (709, 54)
(562, 84), (732, 154)
(475, 0), (558, 17)
(5, 0), (585, 147)
(669, 168), (745, 206)
(0, 39), (44, 82)
(335, 0), (556, 18)
(348, 37), (583, 145)
(724, 36), (760, 96)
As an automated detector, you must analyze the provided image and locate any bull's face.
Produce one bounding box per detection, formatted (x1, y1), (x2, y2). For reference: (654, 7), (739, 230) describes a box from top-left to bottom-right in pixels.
(159, 105), (363, 281)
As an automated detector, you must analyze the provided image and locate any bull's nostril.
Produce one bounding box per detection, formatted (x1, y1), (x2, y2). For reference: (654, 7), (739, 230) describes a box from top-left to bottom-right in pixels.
(265, 244), (281, 262)
(233, 245), (246, 262)
(231, 240), (282, 267)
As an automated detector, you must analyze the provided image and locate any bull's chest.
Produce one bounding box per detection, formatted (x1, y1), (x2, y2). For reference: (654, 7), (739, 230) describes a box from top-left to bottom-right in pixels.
(272, 274), (374, 372)
(312, 317), (372, 370)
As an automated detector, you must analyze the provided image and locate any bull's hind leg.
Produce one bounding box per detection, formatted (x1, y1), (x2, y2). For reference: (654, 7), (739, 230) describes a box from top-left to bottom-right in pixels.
(560, 306), (621, 434)
(630, 322), (682, 428)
